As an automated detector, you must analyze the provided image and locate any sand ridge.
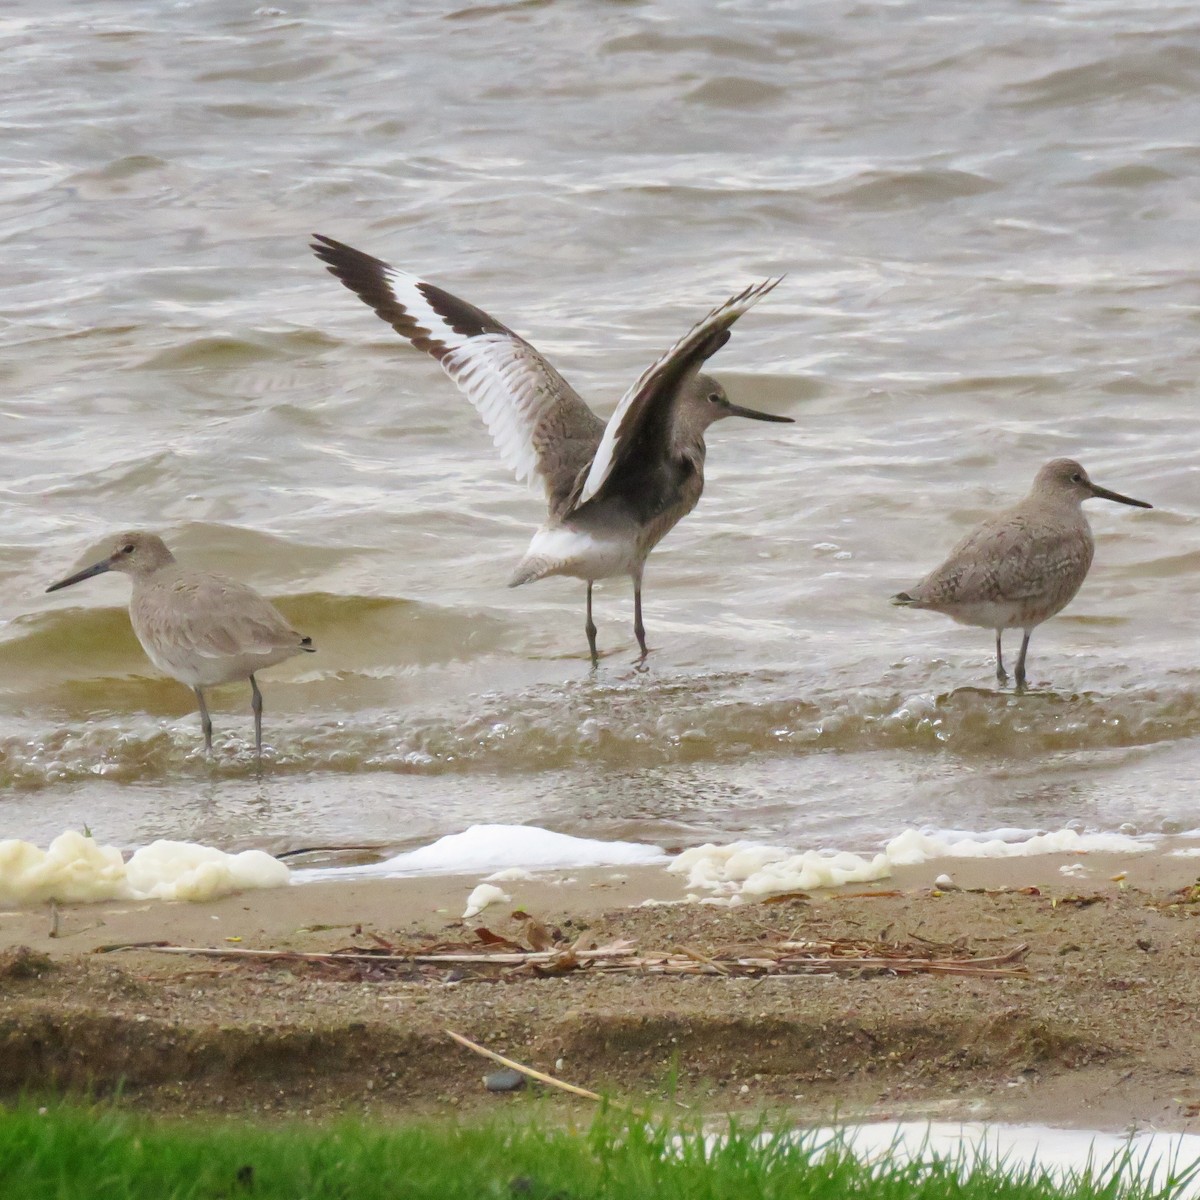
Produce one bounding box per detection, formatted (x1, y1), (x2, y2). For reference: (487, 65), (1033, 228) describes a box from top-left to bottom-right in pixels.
(1, 851), (1199, 1130)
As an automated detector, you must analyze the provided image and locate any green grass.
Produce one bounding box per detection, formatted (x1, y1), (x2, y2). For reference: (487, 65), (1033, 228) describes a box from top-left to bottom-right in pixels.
(0, 1102), (1192, 1200)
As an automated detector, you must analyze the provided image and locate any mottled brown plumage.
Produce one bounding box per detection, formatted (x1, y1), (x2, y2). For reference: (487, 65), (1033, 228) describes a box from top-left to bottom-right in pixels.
(893, 459), (1151, 688)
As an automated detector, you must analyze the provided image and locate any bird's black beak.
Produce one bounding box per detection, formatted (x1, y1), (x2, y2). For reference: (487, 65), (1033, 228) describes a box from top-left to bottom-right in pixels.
(1088, 482), (1152, 509)
(724, 403), (794, 424)
(46, 558), (112, 593)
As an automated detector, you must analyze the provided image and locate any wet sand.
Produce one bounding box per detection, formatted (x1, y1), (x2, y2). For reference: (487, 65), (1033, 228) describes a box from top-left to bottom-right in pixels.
(2, 851), (1199, 1131)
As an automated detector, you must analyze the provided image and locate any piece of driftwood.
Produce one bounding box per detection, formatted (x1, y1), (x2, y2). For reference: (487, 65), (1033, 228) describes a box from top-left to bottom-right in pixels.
(99, 927), (1030, 982)
(445, 1029), (602, 1101)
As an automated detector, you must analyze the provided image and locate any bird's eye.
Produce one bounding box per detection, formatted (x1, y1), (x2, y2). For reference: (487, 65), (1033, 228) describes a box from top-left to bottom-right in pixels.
(1070, 473), (1083, 483)
(122, 543), (135, 554)
(708, 392), (724, 404)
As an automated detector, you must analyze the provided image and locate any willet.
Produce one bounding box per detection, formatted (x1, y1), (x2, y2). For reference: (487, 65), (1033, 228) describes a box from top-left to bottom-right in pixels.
(46, 532), (315, 759)
(892, 458), (1151, 688)
(311, 234), (792, 665)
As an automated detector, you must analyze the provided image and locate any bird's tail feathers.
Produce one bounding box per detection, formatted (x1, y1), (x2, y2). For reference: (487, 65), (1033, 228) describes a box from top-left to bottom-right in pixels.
(508, 557), (556, 588)
(891, 591), (918, 607)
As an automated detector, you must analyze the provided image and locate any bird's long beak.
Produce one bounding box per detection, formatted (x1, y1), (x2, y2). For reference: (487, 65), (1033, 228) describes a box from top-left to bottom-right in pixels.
(724, 403), (794, 424)
(46, 558), (113, 593)
(1089, 482), (1152, 509)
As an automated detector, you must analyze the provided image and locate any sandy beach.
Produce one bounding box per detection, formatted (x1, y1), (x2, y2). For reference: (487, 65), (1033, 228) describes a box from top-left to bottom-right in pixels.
(3, 849), (1199, 1132)
(4, 0), (1200, 1156)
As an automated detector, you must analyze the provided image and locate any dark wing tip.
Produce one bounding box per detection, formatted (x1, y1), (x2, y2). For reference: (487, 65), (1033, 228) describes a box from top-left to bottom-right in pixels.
(309, 236), (507, 350)
(309, 233), (448, 353)
(416, 279), (509, 340)
(310, 233), (390, 277)
(300, 635), (316, 651)
(737, 276), (784, 305)
(310, 231), (346, 262)
(891, 592), (915, 606)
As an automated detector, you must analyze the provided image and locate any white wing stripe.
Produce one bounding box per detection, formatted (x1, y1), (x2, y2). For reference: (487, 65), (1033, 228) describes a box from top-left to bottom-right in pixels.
(315, 235), (618, 504)
(370, 268), (577, 490)
(381, 266), (472, 353)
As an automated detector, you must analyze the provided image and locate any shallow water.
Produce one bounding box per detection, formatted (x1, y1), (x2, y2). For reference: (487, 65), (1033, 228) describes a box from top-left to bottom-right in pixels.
(1, 0), (1198, 858)
(808, 1123), (1200, 1196)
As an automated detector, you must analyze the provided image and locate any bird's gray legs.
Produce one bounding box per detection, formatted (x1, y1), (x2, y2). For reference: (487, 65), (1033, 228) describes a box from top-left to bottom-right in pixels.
(994, 631), (1008, 684)
(585, 575), (648, 667)
(194, 679), (267, 761)
(585, 582), (598, 669)
(1014, 631), (1032, 691)
(194, 686), (213, 755)
(995, 629), (1032, 689)
(250, 674), (264, 760)
(633, 573), (648, 664)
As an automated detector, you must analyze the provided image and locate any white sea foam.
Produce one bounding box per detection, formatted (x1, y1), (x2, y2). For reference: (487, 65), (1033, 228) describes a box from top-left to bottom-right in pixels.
(462, 883), (511, 919)
(670, 826), (1153, 901)
(124, 841), (289, 902)
(483, 867), (539, 883)
(0, 831), (289, 907)
(297, 823), (666, 882)
(669, 841), (891, 897)
(884, 827), (1150, 866)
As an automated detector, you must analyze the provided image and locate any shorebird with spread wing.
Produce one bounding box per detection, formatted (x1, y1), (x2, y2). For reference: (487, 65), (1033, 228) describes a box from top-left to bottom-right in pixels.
(312, 235), (792, 665)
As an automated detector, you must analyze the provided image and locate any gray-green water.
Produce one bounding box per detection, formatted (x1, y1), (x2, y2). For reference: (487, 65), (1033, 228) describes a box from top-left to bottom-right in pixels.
(2, 0), (1197, 858)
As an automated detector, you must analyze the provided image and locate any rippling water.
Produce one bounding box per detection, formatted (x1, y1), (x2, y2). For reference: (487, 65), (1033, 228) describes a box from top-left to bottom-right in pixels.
(2, 0), (1198, 858)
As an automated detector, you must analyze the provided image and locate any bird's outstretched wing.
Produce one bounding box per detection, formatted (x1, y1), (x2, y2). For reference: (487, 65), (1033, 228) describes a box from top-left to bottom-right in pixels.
(312, 235), (605, 511)
(572, 277), (782, 510)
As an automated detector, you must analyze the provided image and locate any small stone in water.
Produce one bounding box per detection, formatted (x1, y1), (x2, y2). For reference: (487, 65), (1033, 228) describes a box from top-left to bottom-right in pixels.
(484, 1068), (526, 1093)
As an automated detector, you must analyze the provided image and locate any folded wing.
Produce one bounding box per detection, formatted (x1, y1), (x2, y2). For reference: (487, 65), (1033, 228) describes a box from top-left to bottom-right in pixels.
(909, 516), (1095, 607)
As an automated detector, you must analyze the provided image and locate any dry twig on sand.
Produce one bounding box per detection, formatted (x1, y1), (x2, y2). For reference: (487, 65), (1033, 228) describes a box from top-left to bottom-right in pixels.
(98, 922), (1030, 983)
(444, 1029), (603, 1101)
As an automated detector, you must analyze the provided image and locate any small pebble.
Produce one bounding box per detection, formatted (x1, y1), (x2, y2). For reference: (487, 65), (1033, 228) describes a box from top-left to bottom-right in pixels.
(934, 873), (957, 890)
(484, 1068), (526, 1093)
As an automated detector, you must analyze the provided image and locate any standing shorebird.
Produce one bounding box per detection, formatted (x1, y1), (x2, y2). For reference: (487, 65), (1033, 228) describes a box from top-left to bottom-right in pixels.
(312, 234), (792, 665)
(892, 458), (1151, 688)
(46, 532), (315, 760)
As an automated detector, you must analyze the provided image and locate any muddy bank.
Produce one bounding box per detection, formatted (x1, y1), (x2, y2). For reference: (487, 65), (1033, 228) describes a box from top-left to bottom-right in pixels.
(1, 854), (1199, 1130)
